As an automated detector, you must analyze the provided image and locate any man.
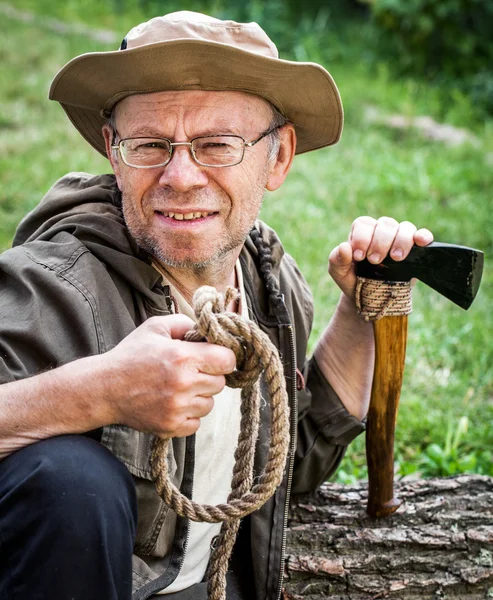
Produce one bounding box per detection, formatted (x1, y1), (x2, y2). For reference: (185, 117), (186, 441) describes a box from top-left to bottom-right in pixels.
(0, 10), (433, 600)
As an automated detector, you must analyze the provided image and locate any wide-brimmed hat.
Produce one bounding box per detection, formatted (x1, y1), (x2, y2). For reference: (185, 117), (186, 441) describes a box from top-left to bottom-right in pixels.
(49, 11), (343, 157)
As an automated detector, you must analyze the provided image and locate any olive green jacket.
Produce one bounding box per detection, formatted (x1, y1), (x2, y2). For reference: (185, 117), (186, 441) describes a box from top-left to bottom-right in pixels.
(0, 173), (364, 599)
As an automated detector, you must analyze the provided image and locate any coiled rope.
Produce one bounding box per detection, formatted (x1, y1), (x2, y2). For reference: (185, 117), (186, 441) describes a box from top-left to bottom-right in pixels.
(150, 286), (290, 600)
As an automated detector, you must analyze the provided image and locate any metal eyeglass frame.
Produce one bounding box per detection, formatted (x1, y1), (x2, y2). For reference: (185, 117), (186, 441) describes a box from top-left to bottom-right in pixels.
(110, 125), (282, 169)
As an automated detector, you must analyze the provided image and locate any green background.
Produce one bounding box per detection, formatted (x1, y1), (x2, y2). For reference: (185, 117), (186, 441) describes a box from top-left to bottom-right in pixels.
(1, 0), (492, 481)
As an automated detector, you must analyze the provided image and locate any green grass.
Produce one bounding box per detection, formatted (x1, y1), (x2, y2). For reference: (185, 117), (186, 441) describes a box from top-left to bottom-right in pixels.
(1, 2), (492, 482)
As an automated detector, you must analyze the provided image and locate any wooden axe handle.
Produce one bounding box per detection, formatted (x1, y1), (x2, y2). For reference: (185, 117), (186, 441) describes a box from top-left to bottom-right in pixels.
(360, 241), (483, 517)
(366, 315), (408, 518)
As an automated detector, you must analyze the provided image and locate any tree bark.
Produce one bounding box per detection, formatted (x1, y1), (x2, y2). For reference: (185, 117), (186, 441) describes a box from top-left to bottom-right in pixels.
(284, 475), (493, 599)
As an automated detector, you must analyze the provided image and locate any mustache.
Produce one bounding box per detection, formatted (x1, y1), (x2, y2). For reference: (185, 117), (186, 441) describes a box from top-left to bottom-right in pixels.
(144, 188), (228, 209)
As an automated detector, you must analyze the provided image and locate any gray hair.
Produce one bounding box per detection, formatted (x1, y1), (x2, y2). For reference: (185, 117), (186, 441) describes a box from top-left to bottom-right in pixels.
(106, 109), (118, 141)
(266, 102), (289, 162)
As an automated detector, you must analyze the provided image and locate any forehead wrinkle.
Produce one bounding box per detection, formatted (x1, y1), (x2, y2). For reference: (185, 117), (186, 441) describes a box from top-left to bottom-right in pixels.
(123, 115), (257, 140)
(123, 121), (245, 140)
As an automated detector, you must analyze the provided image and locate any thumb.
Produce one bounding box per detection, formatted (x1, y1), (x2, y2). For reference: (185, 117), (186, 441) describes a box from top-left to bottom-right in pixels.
(328, 241), (354, 278)
(328, 242), (357, 298)
(148, 314), (196, 340)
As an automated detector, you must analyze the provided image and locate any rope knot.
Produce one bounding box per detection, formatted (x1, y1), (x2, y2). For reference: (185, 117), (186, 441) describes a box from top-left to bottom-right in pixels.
(185, 286), (263, 388)
(191, 284), (236, 315)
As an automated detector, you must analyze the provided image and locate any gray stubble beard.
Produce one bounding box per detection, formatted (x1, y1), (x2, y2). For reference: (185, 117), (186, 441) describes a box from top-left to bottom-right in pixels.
(122, 189), (266, 274)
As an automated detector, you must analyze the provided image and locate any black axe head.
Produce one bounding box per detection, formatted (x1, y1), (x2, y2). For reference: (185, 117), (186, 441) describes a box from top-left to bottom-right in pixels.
(356, 242), (484, 310)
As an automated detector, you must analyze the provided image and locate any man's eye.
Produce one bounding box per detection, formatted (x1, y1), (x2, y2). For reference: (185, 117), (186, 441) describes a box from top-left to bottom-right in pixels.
(139, 142), (167, 150)
(201, 142), (229, 149)
(200, 141), (237, 151)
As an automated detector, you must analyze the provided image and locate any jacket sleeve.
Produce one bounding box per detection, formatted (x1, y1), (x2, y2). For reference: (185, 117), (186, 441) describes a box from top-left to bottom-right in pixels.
(0, 244), (102, 385)
(292, 356), (365, 494)
(279, 253), (365, 495)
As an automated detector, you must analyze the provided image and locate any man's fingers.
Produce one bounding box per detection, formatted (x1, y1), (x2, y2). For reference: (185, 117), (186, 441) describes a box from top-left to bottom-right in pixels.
(389, 221), (417, 261)
(191, 373), (228, 397)
(349, 217), (433, 264)
(331, 217), (434, 299)
(349, 216), (377, 261)
(156, 393), (220, 438)
(415, 228), (434, 246)
(389, 225), (433, 260)
(179, 418), (202, 438)
(192, 342), (236, 375)
(187, 394), (215, 419)
(161, 417), (202, 439)
(365, 216), (400, 264)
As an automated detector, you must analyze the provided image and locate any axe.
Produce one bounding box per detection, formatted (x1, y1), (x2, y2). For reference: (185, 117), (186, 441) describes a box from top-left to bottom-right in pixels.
(355, 242), (484, 518)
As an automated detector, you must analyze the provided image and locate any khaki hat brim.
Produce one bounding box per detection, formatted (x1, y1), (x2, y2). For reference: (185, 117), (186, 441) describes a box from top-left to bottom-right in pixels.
(50, 39), (343, 157)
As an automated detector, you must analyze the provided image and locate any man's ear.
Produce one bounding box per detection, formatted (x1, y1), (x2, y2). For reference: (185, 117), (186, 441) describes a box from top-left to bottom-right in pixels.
(266, 124), (296, 192)
(102, 125), (123, 190)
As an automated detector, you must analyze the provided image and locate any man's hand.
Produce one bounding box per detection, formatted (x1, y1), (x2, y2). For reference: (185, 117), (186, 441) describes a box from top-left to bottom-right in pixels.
(0, 314), (236, 460)
(101, 314), (236, 438)
(328, 216), (434, 298)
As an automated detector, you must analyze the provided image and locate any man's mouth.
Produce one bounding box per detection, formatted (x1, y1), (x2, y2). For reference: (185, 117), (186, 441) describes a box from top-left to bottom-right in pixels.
(159, 211), (216, 221)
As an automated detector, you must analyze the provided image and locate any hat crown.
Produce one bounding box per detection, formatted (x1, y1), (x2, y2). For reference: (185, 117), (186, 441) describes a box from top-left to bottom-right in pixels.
(125, 11), (279, 59)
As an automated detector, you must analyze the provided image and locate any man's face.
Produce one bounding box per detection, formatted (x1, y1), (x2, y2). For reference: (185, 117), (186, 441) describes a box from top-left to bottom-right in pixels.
(104, 90), (291, 270)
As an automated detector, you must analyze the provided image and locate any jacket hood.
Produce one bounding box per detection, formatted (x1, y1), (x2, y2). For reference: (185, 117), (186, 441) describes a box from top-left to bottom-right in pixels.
(15, 172), (129, 249)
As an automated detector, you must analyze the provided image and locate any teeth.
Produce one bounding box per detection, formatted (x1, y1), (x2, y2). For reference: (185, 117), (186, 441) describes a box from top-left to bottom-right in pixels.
(162, 211), (213, 220)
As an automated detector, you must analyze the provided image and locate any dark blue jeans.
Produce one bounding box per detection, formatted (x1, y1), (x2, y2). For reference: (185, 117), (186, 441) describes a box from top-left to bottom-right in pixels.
(0, 435), (137, 600)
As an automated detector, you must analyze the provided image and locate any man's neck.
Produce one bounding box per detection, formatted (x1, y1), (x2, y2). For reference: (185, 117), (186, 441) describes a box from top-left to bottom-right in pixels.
(154, 252), (239, 306)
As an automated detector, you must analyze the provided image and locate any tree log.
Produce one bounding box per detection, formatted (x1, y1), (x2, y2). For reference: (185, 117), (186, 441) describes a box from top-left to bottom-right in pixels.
(284, 475), (493, 599)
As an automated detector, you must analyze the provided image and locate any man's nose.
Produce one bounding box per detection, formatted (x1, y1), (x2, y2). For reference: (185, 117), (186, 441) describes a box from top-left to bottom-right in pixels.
(157, 144), (209, 192)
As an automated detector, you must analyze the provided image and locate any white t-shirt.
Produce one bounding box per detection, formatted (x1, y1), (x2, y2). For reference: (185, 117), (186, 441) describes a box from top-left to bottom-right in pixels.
(152, 261), (247, 594)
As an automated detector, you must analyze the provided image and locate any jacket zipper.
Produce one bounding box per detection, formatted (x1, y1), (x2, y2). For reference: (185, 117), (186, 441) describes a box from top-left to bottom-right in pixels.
(177, 524), (191, 579)
(164, 435), (194, 594)
(276, 324), (298, 600)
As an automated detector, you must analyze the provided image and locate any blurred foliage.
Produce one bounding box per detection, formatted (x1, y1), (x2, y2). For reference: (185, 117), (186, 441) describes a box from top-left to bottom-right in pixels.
(13, 0), (493, 114)
(362, 0), (493, 115)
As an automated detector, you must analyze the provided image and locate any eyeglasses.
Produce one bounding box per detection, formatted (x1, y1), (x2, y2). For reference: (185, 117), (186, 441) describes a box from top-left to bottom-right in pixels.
(111, 126), (281, 169)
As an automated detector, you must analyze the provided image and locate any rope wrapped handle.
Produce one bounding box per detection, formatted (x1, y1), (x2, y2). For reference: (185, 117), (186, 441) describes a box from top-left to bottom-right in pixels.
(355, 276), (413, 321)
(149, 286), (290, 600)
